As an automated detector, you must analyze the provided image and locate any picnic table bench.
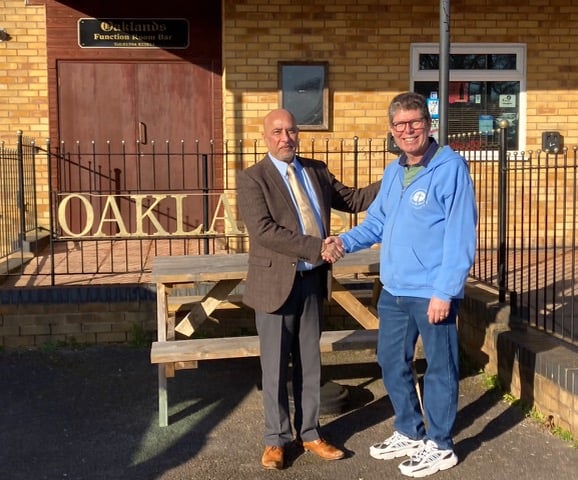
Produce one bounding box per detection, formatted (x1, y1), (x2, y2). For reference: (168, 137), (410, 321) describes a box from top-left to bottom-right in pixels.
(150, 249), (382, 426)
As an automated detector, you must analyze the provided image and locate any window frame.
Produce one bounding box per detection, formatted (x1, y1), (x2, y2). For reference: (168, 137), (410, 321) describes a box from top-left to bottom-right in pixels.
(278, 61), (329, 131)
(410, 43), (527, 151)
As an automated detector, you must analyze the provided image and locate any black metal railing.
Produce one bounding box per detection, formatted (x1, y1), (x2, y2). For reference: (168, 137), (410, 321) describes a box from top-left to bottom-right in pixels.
(465, 128), (578, 344)
(0, 132), (41, 272)
(1, 127), (576, 344)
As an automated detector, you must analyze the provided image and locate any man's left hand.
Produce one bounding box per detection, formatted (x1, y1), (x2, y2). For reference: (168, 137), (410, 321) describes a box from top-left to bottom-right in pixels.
(427, 296), (451, 324)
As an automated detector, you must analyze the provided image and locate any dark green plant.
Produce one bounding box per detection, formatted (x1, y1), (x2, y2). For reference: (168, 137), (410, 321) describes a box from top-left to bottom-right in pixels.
(129, 322), (152, 348)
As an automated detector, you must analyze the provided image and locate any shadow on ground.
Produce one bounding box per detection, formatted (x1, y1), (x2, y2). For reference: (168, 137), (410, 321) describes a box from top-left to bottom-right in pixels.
(1, 345), (576, 480)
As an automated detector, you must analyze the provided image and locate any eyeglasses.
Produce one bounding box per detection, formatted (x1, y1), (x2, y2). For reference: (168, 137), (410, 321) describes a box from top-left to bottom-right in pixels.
(391, 118), (426, 133)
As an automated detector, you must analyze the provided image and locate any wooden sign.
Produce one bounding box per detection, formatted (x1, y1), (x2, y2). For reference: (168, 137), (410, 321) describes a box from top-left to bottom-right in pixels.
(78, 18), (189, 49)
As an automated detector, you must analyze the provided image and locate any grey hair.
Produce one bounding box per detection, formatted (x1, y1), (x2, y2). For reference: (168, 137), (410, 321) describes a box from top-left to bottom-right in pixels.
(388, 92), (431, 125)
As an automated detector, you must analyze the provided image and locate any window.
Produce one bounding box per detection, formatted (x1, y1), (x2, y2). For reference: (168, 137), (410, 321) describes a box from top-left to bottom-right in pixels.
(279, 62), (329, 130)
(411, 44), (526, 150)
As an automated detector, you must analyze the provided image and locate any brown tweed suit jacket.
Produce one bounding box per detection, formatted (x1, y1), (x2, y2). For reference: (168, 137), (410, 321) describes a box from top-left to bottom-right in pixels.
(237, 154), (380, 313)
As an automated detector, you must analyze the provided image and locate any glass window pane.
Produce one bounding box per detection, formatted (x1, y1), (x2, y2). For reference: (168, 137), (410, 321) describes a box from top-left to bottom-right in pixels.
(419, 53), (517, 71)
(281, 64), (326, 127)
(419, 54), (439, 70)
(415, 81), (520, 150)
(488, 54), (517, 70)
(450, 54), (487, 70)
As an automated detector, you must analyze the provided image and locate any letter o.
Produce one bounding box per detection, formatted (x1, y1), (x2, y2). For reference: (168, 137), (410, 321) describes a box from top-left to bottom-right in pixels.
(57, 194), (94, 237)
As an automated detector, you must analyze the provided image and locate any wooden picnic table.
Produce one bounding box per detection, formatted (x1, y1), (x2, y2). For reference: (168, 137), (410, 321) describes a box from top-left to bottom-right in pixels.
(152, 248), (381, 339)
(150, 248), (381, 426)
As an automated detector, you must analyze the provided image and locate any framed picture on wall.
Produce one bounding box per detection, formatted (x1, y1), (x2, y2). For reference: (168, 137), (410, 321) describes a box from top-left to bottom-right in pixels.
(279, 62), (329, 130)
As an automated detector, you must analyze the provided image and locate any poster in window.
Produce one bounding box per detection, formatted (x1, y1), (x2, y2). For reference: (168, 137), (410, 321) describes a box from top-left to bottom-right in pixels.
(479, 115), (493, 135)
(449, 82), (469, 104)
(499, 94), (516, 108)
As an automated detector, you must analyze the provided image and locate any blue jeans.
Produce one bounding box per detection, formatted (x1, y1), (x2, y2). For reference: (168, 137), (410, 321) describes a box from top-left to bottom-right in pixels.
(376, 289), (459, 450)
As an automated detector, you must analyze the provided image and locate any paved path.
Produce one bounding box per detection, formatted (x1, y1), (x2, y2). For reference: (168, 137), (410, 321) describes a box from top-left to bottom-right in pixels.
(1, 346), (576, 480)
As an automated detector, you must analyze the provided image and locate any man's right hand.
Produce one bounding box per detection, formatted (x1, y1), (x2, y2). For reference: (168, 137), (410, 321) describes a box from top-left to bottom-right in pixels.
(321, 236), (344, 263)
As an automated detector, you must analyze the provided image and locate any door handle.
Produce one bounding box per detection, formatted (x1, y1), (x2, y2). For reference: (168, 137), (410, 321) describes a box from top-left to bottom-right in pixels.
(139, 121), (147, 145)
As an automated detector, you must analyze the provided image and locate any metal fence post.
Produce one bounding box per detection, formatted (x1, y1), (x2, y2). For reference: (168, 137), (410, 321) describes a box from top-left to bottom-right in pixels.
(353, 136), (359, 225)
(202, 153), (209, 254)
(16, 130), (26, 250)
(45, 138), (56, 286)
(497, 120), (509, 303)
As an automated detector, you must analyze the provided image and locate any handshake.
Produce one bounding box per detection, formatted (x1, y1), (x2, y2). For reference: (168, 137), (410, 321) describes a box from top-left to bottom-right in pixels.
(321, 236), (344, 264)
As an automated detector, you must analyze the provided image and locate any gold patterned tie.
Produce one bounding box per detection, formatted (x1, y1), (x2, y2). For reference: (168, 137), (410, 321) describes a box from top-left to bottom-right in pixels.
(287, 162), (322, 238)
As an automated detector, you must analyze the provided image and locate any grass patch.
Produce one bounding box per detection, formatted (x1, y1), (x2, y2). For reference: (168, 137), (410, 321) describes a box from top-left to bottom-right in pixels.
(129, 322), (153, 348)
(480, 372), (578, 449)
(40, 337), (88, 352)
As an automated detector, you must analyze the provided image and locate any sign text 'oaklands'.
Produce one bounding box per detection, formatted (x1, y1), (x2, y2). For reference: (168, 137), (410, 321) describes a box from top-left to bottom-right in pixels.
(57, 192), (352, 239)
(78, 18), (189, 49)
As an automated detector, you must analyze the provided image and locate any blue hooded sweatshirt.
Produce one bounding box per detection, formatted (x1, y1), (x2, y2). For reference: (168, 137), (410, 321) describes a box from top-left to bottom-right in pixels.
(340, 142), (477, 301)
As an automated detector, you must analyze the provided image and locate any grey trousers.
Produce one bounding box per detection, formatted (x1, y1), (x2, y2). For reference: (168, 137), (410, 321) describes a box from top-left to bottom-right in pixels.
(255, 268), (324, 446)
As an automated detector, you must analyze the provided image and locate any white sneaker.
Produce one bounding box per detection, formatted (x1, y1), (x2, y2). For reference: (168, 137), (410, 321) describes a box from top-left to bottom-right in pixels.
(398, 440), (458, 477)
(369, 431), (424, 460)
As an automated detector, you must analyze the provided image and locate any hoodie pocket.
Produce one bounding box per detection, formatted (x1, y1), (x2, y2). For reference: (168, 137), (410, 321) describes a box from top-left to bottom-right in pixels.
(387, 243), (429, 288)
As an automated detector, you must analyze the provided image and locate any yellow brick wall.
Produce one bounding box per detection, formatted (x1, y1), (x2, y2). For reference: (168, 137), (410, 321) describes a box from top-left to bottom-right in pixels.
(2, 1), (578, 154)
(221, 0), (578, 248)
(0, 0), (50, 226)
(0, 0), (48, 143)
(222, 0), (578, 160)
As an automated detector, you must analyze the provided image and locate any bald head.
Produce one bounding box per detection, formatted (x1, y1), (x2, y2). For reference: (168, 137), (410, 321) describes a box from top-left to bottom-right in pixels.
(263, 109), (298, 130)
(263, 109), (299, 163)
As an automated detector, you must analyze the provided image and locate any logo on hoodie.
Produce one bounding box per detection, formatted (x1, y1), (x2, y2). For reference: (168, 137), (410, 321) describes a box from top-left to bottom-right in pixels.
(410, 189), (427, 208)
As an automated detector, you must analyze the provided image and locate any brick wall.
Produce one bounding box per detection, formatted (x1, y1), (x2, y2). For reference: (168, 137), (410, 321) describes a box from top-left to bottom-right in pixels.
(0, 0), (50, 225)
(0, 295), (156, 348)
(222, 0), (578, 149)
(221, 0), (578, 242)
(0, 283), (369, 348)
(459, 280), (578, 438)
(0, 0), (48, 142)
(2, 1), (578, 150)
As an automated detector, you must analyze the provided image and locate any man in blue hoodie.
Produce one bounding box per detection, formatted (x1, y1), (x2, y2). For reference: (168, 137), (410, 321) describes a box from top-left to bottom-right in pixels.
(327, 92), (477, 477)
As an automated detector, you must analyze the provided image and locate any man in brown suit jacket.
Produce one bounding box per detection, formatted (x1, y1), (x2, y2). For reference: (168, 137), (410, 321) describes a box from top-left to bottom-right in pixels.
(237, 109), (380, 470)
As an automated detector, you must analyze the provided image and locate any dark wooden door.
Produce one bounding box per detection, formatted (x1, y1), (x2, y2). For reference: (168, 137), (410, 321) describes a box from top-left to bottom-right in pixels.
(57, 61), (217, 236)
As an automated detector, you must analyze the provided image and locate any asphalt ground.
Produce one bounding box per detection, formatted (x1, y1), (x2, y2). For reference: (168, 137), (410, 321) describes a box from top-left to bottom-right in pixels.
(1, 345), (576, 480)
